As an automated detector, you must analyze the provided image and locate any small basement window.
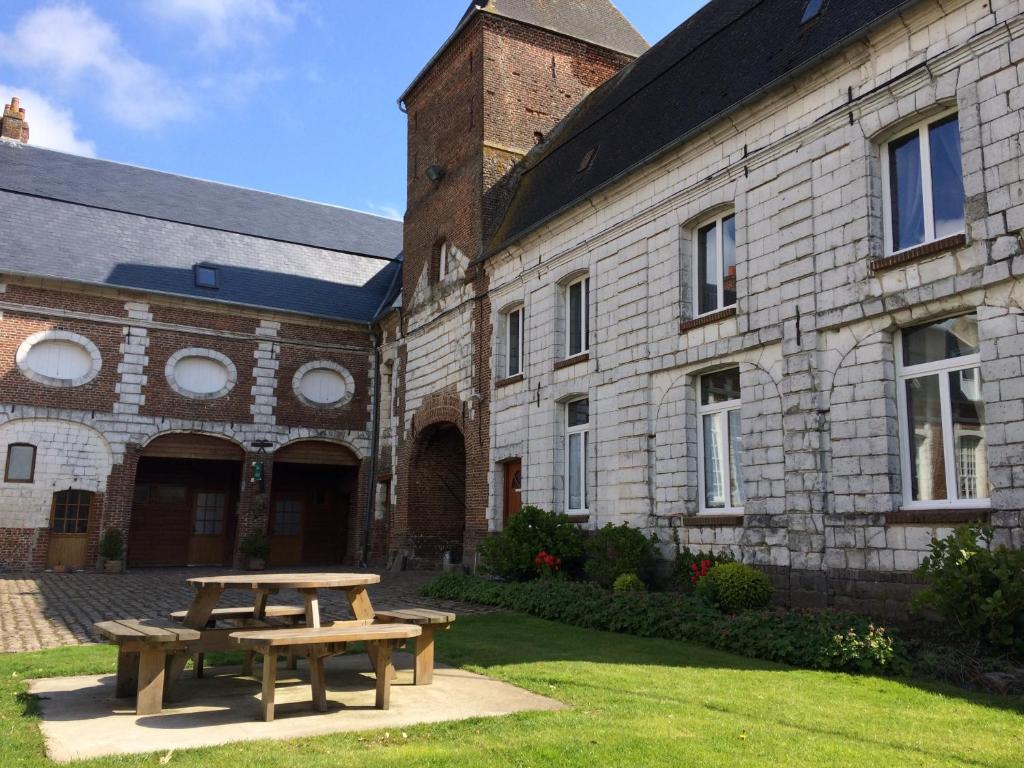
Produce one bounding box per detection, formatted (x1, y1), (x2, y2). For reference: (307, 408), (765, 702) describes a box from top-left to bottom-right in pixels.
(194, 264), (219, 289)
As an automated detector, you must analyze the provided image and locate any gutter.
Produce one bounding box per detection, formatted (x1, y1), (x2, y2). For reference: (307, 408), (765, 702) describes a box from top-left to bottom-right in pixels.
(361, 326), (384, 566)
(482, 0), (923, 261)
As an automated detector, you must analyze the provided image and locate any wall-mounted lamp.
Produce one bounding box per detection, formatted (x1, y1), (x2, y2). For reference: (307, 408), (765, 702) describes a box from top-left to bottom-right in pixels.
(425, 164), (446, 183)
(251, 439), (274, 493)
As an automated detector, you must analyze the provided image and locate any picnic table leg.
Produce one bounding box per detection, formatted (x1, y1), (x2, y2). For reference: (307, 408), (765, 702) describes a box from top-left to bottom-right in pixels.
(261, 650), (278, 722)
(303, 590), (321, 628)
(286, 650), (298, 670)
(374, 641), (394, 710)
(167, 584), (225, 686)
(309, 645), (328, 712)
(253, 590), (269, 620)
(194, 653), (205, 679)
(115, 650), (139, 698)
(344, 585), (374, 621)
(242, 650), (255, 676)
(136, 649), (166, 716)
(414, 626), (436, 686)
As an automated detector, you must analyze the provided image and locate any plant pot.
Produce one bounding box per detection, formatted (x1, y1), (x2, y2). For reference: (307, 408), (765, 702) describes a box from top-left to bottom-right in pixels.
(52, 564), (67, 574)
(246, 557), (266, 571)
(102, 559), (124, 574)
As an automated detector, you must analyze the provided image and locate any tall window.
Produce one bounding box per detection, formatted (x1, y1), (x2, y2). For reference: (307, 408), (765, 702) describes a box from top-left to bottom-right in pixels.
(193, 492), (226, 535)
(698, 368), (744, 513)
(438, 241), (453, 278)
(565, 276), (590, 358)
(273, 499), (302, 536)
(505, 306), (524, 377)
(565, 398), (589, 514)
(882, 112), (964, 254)
(897, 314), (987, 507)
(4, 443), (36, 483)
(51, 490), (92, 534)
(694, 213), (736, 316)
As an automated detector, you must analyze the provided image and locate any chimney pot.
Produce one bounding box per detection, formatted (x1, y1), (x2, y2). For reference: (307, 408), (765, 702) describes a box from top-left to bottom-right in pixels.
(1, 96), (30, 144)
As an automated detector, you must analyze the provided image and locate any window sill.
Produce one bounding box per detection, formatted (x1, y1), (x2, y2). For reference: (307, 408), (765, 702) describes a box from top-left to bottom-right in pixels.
(554, 353), (589, 371)
(495, 373), (525, 389)
(679, 306), (737, 332)
(566, 514), (590, 524)
(870, 233), (967, 273)
(683, 514), (744, 527)
(885, 507), (991, 526)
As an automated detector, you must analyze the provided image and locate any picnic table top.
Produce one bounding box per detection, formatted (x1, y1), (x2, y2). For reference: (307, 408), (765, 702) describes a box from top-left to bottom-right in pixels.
(186, 572), (381, 591)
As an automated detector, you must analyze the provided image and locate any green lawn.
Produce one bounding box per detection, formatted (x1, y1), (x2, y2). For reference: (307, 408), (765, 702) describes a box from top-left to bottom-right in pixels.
(2, 614), (1021, 767)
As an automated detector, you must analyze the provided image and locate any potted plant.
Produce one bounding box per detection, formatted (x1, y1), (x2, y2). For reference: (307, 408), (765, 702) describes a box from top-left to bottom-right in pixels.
(240, 531), (270, 571)
(98, 528), (125, 573)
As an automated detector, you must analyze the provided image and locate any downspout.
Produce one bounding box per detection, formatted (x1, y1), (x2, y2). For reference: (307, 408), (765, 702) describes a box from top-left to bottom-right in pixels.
(361, 325), (383, 567)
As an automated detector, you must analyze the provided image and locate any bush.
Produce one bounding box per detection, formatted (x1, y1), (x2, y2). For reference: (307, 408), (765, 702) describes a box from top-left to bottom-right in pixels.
(240, 531), (270, 560)
(422, 573), (907, 675)
(584, 523), (656, 587)
(478, 506), (585, 581)
(915, 524), (1024, 654)
(612, 572), (647, 593)
(98, 528), (124, 560)
(672, 541), (734, 590)
(696, 562), (773, 612)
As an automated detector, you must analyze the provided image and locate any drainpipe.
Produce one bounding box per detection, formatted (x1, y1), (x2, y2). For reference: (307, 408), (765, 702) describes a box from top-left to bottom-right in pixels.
(361, 326), (383, 567)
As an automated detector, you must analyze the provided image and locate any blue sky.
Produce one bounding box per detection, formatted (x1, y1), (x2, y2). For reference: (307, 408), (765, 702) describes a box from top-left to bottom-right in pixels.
(0, 1), (707, 219)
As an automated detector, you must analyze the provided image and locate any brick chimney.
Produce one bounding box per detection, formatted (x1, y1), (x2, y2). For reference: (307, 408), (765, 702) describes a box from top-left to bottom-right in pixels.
(1, 97), (30, 143)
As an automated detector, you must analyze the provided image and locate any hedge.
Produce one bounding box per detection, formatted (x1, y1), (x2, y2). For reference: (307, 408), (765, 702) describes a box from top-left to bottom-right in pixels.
(423, 573), (907, 675)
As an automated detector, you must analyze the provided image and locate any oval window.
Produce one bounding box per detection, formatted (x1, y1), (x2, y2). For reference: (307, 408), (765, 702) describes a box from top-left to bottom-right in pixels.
(299, 368), (348, 405)
(173, 356), (230, 395)
(24, 340), (93, 381)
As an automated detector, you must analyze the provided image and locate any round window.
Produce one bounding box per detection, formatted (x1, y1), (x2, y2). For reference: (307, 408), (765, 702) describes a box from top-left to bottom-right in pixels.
(292, 361), (354, 408)
(165, 349), (237, 399)
(16, 331), (102, 387)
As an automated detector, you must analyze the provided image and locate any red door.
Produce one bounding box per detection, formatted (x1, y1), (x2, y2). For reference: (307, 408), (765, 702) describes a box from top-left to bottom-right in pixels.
(503, 459), (522, 526)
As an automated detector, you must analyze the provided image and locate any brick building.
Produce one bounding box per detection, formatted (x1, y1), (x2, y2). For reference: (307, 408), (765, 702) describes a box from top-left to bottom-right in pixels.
(2, 0), (1023, 614)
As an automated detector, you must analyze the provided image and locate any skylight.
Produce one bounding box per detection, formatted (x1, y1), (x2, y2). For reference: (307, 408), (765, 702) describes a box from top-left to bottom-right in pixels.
(194, 264), (219, 289)
(801, 0), (826, 24)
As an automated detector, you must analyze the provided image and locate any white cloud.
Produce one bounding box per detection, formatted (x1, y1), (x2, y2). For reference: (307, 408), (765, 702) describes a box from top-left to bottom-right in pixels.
(0, 86), (95, 156)
(148, 0), (294, 50)
(0, 5), (188, 130)
(367, 203), (403, 221)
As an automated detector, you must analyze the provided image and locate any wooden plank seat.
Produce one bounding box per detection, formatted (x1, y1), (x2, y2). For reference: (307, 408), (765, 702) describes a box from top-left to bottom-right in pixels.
(231, 623), (422, 722)
(169, 605), (307, 678)
(94, 620), (201, 715)
(373, 608), (456, 685)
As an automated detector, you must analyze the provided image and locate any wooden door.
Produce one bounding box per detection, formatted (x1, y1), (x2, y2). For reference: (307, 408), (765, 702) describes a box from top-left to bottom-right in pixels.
(188, 490), (229, 565)
(269, 495), (304, 567)
(503, 459), (522, 526)
(47, 490), (94, 569)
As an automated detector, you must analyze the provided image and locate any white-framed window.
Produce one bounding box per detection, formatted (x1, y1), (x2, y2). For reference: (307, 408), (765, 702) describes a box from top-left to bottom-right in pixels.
(896, 314), (988, 508)
(565, 398), (589, 514)
(881, 111), (964, 255)
(694, 212), (736, 316)
(697, 368), (744, 514)
(504, 305), (524, 378)
(565, 275), (590, 358)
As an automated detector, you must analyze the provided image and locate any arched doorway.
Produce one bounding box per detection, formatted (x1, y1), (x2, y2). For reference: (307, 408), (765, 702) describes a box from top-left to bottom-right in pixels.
(129, 433), (244, 567)
(409, 422), (466, 566)
(268, 440), (359, 567)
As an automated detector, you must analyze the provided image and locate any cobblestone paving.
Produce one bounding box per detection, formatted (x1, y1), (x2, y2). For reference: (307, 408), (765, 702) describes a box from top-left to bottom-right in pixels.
(0, 567), (494, 653)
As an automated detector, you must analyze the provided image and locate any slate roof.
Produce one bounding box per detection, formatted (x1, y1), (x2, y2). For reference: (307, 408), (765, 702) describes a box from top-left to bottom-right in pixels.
(487, 0), (919, 256)
(0, 142), (404, 323)
(400, 0), (647, 103)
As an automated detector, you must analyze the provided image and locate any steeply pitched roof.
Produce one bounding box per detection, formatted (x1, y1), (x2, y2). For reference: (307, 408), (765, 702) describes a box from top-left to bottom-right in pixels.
(400, 0), (647, 104)
(0, 142), (402, 260)
(0, 142), (404, 323)
(487, 0), (919, 256)
(476, 0), (648, 57)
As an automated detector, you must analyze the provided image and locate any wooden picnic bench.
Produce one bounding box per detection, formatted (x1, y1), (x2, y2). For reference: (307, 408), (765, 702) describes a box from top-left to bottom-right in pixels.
(94, 620), (201, 715)
(373, 608), (456, 685)
(231, 622), (422, 721)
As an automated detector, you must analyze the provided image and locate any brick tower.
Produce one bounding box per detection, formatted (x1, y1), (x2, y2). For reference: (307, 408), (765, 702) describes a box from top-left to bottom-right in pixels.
(389, 0), (646, 567)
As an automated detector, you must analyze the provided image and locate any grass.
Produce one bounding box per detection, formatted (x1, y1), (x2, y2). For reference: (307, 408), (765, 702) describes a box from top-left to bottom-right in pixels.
(1, 614), (1022, 767)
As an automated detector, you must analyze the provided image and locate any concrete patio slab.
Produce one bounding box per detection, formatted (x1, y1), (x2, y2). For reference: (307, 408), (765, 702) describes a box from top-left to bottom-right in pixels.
(30, 652), (564, 762)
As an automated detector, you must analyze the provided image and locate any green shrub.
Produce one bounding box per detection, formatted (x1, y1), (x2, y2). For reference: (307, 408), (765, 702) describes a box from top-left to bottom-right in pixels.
(478, 506), (585, 581)
(422, 573), (907, 675)
(240, 531), (270, 560)
(612, 572), (647, 593)
(98, 528), (124, 560)
(694, 562), (773, 612)
(672, 540), (734, 590)
(915, 524), (1024, 653)
(584, 523), (656, 587)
